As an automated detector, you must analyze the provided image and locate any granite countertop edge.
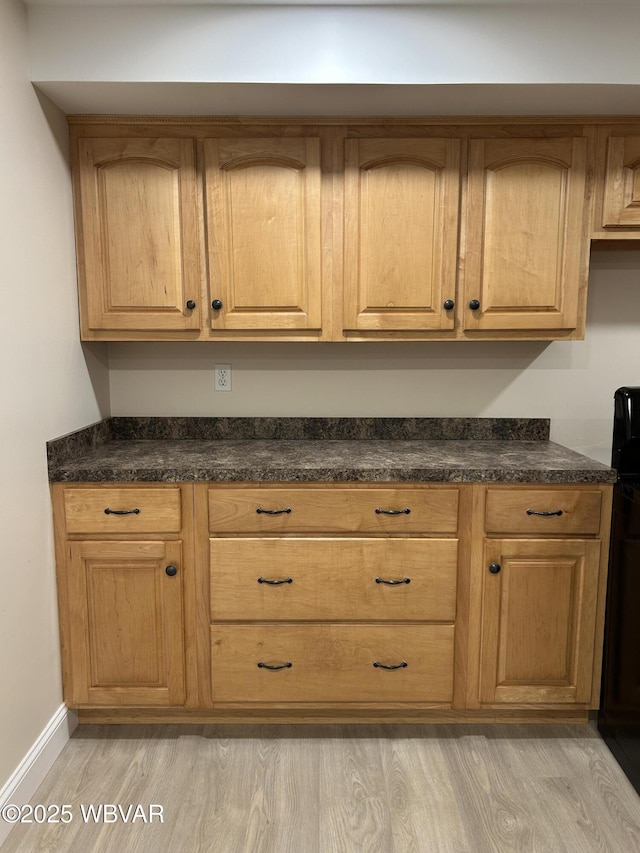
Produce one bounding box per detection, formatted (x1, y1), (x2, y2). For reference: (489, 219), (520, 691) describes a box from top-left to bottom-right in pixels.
(46, 419), (616, 485)
(48, 465), (615, 485)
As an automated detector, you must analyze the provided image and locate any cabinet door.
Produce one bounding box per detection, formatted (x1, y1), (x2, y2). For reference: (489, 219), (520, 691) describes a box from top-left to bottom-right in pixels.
(344, 138), (460, 333)
(602, 136), (640, 227)
(77, 138), (201, 334)
(66, 540), (185, 706)
(204, 138), (322, 333)
(479, 538), (600, 705)
(464, 138), (588, 333)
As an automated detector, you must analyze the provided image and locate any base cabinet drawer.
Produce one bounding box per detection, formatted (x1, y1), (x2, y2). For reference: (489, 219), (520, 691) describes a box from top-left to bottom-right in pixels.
(63, 486), (182, 534)
(210, 624), (454, 704)
(210, 538), (457, 622)
(484, 488), (602, 535)
(209, 487), (459, 534)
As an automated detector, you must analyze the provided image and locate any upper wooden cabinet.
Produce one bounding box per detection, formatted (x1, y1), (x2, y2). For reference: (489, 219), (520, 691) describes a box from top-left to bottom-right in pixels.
(593, 127), (640, 237)
(464, 138), (588, 335)
(204, 138), (323, 334)
(70, 118), (640, 342)
(343, 138), (460, 334)
(75, 137), (202, 335)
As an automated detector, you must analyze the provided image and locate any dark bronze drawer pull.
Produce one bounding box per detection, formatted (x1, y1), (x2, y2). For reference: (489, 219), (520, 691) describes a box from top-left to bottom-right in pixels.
(256, 507), (292, 516)
(104, 507), (140, 516)
(258, 577), (293, 585)
(257, 661), (292, 671)
(526, 508), (564, 517)
(375, 508), (411, 516)
(375, 577), (411, 585)
(373, 661), (408, 670)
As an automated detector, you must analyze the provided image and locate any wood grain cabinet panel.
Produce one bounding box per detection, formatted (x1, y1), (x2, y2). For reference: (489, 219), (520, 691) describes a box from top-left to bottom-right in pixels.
(204, 137), (323, 333)
(602, 135), (640, 227)
(76, 138), (201, 335)
(343, 138), (460, 333)
(63, 487), (182, 534)
(478, 538), (600, 705)
(484, 488), (602, 536)
(209, 538), (458, 622)
(208, 486), (459, 534)
(65, 540), (185, 706)
(464, 138), (588, 334)
(211, 624), (454, 705)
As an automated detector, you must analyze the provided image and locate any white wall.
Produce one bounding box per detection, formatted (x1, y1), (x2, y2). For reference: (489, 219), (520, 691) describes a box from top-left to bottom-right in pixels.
(27, 4), (640, 85)
(108, 250), (640, 467)
(26, 3), (640, 115)
(0, 0), (109, 797)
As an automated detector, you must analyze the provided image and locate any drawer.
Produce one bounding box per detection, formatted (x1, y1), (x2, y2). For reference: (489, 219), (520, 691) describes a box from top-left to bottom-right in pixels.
(210, 624), (454, 704)
(485, 488), (602, 535)
(210, 538), (457, 622)
(63, 487), (182, 534)
(208, 487), (459, 534)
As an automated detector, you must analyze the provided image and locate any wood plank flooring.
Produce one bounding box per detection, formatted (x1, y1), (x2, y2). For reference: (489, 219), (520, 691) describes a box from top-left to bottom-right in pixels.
(2, 723), (640, 852)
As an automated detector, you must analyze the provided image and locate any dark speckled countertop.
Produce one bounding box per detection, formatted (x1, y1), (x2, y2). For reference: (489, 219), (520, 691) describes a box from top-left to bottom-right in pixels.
(46, 417), (615, 484)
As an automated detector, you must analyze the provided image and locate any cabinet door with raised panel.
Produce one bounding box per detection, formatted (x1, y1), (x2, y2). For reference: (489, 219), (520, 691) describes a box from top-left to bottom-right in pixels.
(343, 138), (460, 334)
(464, 138), (588, 334)
(478, 538), (600, 706)
(76, 138), (202, 335)
(204, 138), (323, 334)
(602, 135), (640, 228)
(65, 540), (185, 706)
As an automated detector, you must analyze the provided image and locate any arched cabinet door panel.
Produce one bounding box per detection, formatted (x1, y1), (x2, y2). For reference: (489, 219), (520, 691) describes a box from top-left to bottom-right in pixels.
(464, 138), (588, 335)
(77, 138), (201, 334)
(343, 138), (461, 334)
(204, 138), (323, 334)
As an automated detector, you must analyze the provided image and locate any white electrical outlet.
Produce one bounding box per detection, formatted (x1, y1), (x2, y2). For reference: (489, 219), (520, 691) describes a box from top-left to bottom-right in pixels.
(214, 363), (232, 392)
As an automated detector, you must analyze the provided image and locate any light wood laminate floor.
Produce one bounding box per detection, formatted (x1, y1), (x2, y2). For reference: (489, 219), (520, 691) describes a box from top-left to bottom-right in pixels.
(2, 724), (640, 852)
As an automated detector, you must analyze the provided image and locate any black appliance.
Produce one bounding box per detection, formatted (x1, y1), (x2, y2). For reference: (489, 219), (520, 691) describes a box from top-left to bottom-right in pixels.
(598, 387), (640, 794)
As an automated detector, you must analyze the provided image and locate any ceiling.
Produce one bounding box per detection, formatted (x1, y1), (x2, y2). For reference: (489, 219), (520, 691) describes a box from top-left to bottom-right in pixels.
(23, 0), (626, 5)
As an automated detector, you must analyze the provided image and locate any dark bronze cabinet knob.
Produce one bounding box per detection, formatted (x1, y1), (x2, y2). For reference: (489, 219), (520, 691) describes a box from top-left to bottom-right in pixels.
(211, 299), (223, 310)
(488, 562), (501, 575)
(443, 299), (455, 310)
(469, 299), (481, 310)
(186, 300), (196, 310)
(165, 565), (178, 577)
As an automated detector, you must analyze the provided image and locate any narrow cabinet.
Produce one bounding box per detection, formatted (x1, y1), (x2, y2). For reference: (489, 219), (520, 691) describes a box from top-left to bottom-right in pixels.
(469, 485), (612, 710)
(75, 138), (202, 336)
(52, 484), (192, 708)
(464, 137), (589, 335)
(203, 137), (324, 335)
(343, 138), (460, 334)
(65, 540), (185, 706)
(478, 538), (600, 705)
(593, 126), (640, 236)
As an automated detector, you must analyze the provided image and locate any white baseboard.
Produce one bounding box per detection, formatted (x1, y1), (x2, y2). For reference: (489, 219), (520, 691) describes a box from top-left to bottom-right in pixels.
(0, 704), (77, 846)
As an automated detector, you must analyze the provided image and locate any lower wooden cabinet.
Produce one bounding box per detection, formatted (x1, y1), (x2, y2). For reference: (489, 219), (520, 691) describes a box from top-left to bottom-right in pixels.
(51, 481), (613, 721)
(64, 540), (185, 706)
(467, 485), (613, 712)
(478, 538), (601, 705)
